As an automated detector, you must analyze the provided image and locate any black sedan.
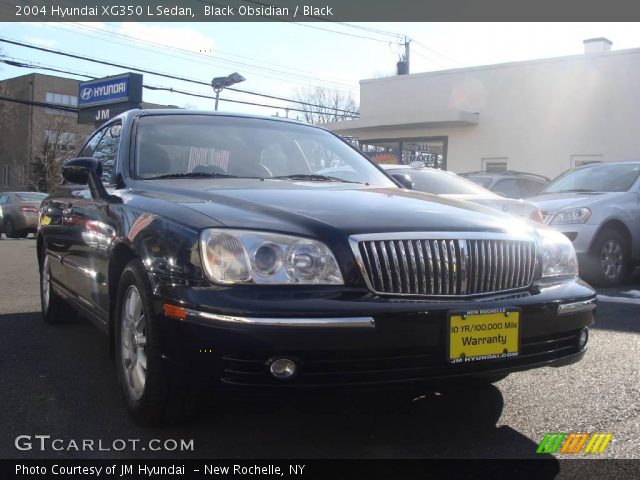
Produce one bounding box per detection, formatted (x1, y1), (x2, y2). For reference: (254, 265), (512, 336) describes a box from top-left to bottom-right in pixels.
(37, 110), (595, 425)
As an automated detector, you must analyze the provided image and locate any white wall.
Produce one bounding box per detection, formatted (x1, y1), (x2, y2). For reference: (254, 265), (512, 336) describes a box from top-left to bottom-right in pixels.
(350, 49), (640, 178)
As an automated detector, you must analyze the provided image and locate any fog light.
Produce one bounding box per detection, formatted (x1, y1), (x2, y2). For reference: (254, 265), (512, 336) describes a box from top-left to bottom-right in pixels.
(269, 358), (297, 379)
(578, 328), (589, 348)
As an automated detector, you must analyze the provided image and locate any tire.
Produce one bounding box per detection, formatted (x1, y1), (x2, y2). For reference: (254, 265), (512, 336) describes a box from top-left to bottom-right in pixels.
(40, 254), (65, 324)
(115, 259), (196, 425)
(584, 228), (630, 287)
(5, 218), (18, 239)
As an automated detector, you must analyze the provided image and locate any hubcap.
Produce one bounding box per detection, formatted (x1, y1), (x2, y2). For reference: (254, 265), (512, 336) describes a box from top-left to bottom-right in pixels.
(42, 256), (50, 312)
(600, 239), (624, 280)
(121, 285), (147, 401)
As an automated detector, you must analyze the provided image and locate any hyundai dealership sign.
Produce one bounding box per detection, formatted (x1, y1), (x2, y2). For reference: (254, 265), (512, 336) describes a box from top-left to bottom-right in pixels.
(78, 73), (142, 108)
(77, 73), (143, 125)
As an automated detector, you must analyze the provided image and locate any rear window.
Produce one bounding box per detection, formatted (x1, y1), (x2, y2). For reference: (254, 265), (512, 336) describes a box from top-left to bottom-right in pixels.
(16, 193), (47, 202)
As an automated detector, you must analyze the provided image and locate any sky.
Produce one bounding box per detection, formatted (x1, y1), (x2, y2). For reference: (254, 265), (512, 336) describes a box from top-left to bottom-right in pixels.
(1, 22), (640, 118)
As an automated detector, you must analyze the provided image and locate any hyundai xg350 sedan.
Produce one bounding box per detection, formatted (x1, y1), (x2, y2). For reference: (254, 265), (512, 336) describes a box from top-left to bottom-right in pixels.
(37, 110), (595, 425)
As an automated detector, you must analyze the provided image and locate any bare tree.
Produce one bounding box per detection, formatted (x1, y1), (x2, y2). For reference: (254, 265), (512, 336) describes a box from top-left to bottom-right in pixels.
(29, 115), (79, 192)
(292, 86), (358, 125)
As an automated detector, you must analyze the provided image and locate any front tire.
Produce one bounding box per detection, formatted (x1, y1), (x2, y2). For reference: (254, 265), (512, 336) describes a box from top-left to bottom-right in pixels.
(115, 259), (195, 425)
(40, 254), (65, 324)
(584, 228), (630, 287)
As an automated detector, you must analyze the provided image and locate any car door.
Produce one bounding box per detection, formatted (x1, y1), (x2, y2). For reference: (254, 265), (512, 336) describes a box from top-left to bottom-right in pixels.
(63, 123), (121, 322)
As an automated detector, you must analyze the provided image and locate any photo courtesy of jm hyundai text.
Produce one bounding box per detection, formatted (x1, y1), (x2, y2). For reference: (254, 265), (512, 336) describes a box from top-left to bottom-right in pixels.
(36, 109), (596, 425)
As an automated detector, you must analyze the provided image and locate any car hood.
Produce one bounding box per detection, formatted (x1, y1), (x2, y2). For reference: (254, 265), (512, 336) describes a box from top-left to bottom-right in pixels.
(439, 194), (538, 217)
(527, 191), (619, 213)
(136, 179), (532, 237)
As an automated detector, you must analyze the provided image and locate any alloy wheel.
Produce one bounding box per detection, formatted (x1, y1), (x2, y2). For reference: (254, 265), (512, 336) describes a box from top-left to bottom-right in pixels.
(600, 239), (624, 280)
(121, 285), (148, 401)
(41, 256), (50, 312)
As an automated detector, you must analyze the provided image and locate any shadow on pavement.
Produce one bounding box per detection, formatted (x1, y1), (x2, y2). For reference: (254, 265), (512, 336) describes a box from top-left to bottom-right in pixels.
(590, 301), (640, 334)
(0, 311), (557, 469)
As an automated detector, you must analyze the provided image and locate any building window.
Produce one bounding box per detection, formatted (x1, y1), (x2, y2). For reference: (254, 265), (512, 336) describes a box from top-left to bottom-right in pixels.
(45, 92), (78, 115)
(482, 158), (508, 173)
(0, 164), (9, 187)
(19, 164), (30, 185)
(44, 130), (77, 151)
(45, 92), (78, 107)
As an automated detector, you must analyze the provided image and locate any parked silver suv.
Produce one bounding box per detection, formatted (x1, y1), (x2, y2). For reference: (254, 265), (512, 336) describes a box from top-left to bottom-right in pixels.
(528, 161), (640, 286)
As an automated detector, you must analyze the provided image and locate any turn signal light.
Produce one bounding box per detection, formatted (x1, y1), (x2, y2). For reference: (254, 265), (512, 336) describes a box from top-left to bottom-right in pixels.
(20, 206), (38, 212)
(163, 303), (187, 320)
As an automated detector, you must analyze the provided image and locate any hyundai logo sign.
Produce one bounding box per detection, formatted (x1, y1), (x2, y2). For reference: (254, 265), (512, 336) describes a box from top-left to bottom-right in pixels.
(80, 87), (93, 101)
(78, 73), (142, 108)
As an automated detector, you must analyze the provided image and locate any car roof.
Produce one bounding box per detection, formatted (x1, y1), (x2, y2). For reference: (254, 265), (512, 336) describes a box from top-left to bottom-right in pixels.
(113, 108), (318, 129)
(379, 164), (455, 174)
(461, 170), (549, 181)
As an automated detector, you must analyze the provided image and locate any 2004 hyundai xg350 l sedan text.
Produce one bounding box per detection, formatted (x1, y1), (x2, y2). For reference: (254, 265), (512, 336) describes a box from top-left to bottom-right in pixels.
(37, 110), (595, 425)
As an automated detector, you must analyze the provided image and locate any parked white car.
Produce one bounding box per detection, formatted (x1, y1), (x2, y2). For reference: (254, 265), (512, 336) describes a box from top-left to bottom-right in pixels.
(378, 164), (544, 222)
(528, 161), (640, 286)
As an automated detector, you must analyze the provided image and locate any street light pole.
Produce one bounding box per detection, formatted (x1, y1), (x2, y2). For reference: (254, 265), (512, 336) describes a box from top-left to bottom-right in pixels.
(211, 72), (246, 111)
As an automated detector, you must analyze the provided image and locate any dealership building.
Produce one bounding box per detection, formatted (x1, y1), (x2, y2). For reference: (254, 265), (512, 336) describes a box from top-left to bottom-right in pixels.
(0, 72), (172, 191)
(326, 38), (640, 179)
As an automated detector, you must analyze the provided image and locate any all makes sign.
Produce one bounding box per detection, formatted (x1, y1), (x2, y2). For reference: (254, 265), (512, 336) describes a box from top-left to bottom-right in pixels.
(77, 72), (143, 125)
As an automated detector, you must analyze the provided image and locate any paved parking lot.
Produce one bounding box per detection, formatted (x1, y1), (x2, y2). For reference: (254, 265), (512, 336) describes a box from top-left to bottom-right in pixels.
(0, 237), (638, 460)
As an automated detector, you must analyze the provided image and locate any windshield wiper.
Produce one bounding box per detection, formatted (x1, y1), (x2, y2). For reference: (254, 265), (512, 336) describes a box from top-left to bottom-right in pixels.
(146, 172), (241, 180)
(272, 174), (360, 183)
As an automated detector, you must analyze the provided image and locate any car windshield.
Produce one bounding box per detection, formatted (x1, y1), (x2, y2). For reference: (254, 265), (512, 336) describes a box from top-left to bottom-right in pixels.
(135, 115), (396, 187)
(16, 192), (47, 201)
(463, 176), (493, 188)
(542, 163), (640, 193)
(392, 168), (495, 195)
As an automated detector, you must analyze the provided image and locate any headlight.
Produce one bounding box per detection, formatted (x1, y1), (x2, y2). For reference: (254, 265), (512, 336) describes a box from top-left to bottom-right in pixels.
(200, 229), (344, 285)
(537, 228), (578, 278)
(550, 207), (591, 224)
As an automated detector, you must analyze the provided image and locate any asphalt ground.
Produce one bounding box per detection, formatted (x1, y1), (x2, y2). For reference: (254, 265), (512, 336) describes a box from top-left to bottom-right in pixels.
(0, 237), (638, 463)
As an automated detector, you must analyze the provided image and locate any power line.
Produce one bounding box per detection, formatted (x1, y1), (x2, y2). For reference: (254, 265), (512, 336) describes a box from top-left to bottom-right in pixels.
(1, 57), (358, 118)
(0, 37), (359, 117)
(0, 95), (77, 113)
(50, 21), (356, 91)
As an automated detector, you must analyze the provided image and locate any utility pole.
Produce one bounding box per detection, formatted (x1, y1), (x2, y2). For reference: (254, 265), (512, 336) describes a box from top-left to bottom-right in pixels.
(404, 36), (411, 74)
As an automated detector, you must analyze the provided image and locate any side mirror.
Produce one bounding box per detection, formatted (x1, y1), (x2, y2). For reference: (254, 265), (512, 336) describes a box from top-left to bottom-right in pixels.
(62, 157), (102, 185)
(391, 173), (414, 190)
(62, 157), (121, 203)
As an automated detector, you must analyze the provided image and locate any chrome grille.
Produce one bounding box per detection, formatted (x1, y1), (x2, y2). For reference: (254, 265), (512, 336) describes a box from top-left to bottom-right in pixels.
(353, 235), (536, 296)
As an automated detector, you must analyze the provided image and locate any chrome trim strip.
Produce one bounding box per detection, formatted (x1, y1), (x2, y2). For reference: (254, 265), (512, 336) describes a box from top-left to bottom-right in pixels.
(458, 239), (467, 295)
(558, 299), (597, 315)
(185, 309), (376, 328)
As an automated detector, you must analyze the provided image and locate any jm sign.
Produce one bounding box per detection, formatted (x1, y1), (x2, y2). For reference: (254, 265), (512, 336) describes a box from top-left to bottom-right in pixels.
(77, 72), (143, 125)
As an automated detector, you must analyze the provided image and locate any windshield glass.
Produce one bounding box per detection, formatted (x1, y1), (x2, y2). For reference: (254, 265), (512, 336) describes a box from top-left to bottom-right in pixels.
(542, 163), (640, 193)
(16, 192), (47, 201)
(393, 169), (495, 195)
(134, 115), (395, 187)
(463, 176), (492, 188)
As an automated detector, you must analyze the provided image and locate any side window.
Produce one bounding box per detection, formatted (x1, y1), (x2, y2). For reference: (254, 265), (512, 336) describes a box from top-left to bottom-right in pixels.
(0, 194), (8, 205)
(492, 179), (522, 198)
(79, 130), (104, 158)
(92, 123), (122, 184)
(520, 179), (542, 197)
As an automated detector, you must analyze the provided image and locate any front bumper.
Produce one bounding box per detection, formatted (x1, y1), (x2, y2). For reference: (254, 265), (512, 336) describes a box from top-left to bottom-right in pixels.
(13, 211), (39, 232)
(548, 223), (598, 255)
(152, 278), (595, 389)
